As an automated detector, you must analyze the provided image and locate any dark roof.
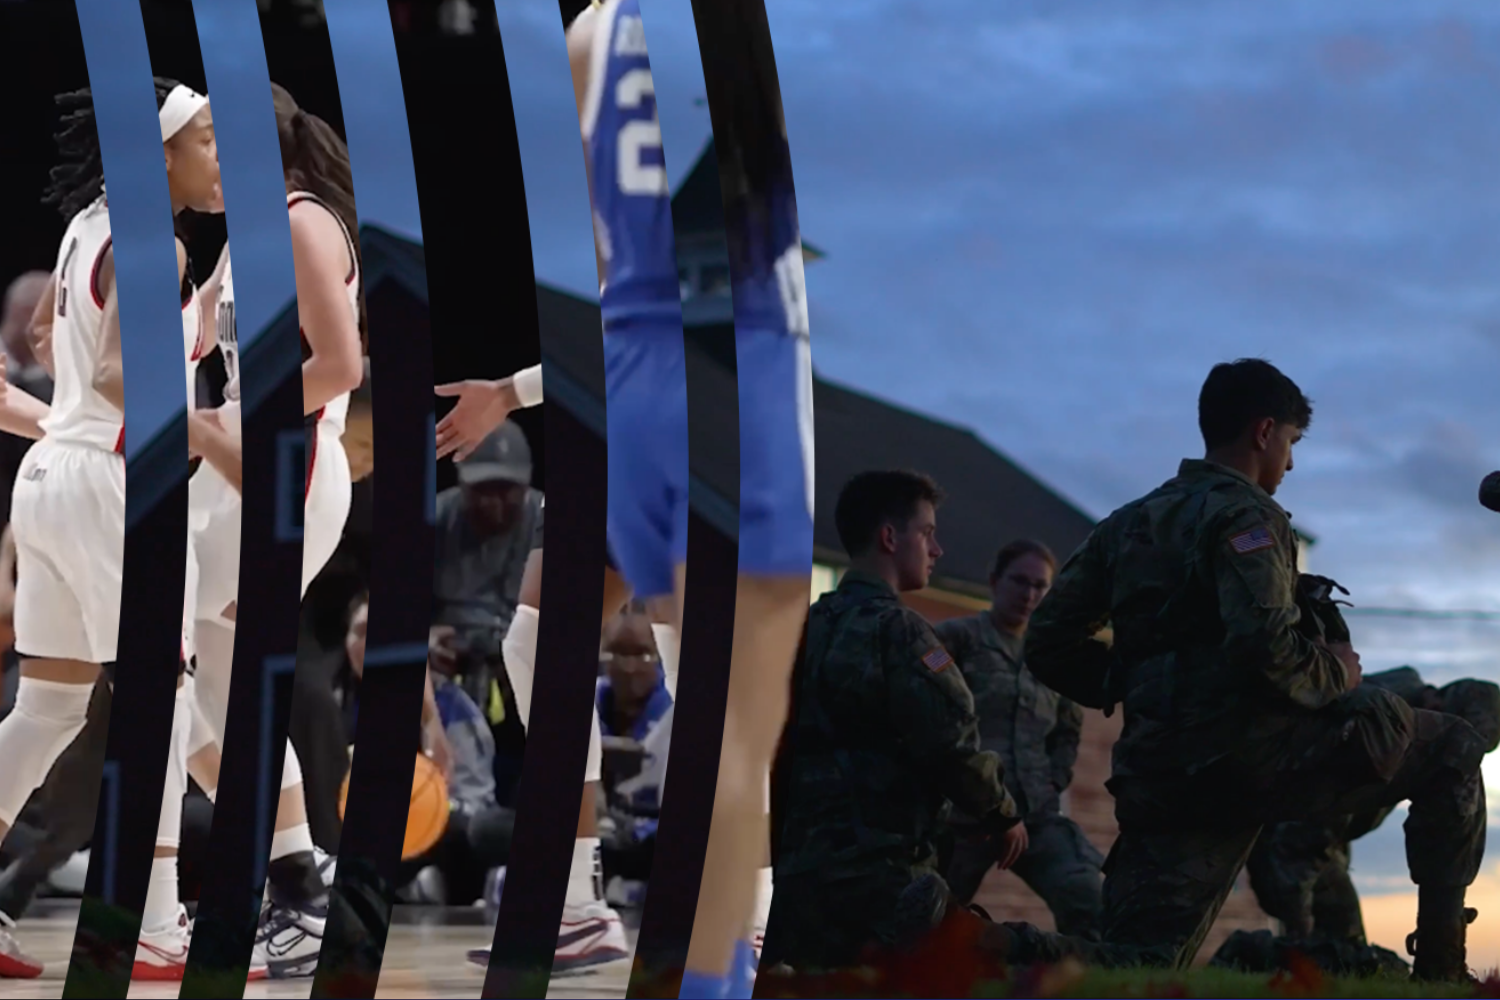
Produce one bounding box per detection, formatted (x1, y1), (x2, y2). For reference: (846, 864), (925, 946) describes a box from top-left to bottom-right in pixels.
(811, 380), (1096, 596)
(134, 224), (1097, 595)
(672, 138), (825, 261)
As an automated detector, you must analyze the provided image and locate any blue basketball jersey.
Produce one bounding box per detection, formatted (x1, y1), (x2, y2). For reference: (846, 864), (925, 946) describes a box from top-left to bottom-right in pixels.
(585, 0), (682, 333)
(729, 139), (809, 340)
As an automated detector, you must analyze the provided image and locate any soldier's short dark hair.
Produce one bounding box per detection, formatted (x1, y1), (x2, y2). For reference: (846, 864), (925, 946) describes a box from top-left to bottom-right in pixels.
(834, 470), (945, 558)
(989, 539), (1056, 583)
(1198, 358), (1313, 450)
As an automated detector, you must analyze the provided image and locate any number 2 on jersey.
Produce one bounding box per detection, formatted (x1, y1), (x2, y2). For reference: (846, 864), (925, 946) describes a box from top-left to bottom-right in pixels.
(615, 68), (668, 197)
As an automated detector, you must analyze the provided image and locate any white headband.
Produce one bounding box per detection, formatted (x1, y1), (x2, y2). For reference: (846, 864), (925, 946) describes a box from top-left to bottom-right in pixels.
(159, 85), (209, 142)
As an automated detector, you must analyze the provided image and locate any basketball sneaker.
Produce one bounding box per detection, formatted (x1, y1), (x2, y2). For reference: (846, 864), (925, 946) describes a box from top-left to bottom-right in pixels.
(315, 847), (337, 890)
(251, 899), (327, 979)
(0, 911), (42, 979)
(554, 898), (631, 973)
(464, 899), (630, 973)
(133, 906), (192, 981)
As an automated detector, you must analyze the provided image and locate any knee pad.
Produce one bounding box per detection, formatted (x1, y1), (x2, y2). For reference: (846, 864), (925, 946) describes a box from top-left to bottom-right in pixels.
(0, 678), (93, 825)
(502, 605), (539, 729)
(651, 623), (679, 700)
(585, 703), (602, 784)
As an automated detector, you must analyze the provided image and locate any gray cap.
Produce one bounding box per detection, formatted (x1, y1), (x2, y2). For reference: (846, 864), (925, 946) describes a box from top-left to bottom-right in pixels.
(456, 421), (533, 486)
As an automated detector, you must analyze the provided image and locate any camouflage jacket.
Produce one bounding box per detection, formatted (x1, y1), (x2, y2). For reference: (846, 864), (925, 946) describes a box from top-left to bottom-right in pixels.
(773, 571), (1019, 883)
(934, 613), (1083, 818)
(1024, 459), (1348, 780)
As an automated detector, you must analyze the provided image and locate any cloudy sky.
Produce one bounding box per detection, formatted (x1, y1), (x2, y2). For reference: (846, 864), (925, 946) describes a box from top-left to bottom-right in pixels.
(82, 0), (1500, 966)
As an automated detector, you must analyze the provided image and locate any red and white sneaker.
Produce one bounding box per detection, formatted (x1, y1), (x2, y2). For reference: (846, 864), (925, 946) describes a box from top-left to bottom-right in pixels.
(133, 906), (191, 981)
(0, 911), (42, 979)
(553, 899), (630, 973)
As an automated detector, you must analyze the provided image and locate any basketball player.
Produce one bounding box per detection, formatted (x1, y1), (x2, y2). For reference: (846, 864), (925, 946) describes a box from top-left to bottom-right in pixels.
(675, 4), (815, 995)
(183, 81), (364, 981)
(0, 78), (226, 981)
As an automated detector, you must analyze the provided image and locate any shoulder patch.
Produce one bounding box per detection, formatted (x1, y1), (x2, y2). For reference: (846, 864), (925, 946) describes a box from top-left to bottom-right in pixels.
(922, 647), (953, 674)
(1228, 526), (1275, 555)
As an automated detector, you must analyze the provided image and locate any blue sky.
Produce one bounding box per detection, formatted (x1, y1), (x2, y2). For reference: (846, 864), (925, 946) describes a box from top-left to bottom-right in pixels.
(83, 0), (1499, 916)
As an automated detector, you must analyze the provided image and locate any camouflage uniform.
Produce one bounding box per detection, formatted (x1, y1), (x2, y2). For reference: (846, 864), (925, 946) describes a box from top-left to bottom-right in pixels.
(765, 570), (1022, 970)
(1025, 459), (1489, 974)
(1247, 669), (1500, 944)
(933, 614), (1104, 937)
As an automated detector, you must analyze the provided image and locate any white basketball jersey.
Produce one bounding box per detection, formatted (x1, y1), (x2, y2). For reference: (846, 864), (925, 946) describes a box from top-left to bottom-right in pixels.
(288, 191), (360, 435)
(183, 262), (204, 414)
(39, 197), (124, 452)
(216, 250), (239, 405)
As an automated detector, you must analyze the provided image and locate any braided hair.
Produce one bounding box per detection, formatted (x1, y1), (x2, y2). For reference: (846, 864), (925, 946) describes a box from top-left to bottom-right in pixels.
(688, 0), (792, 277)
(270, 82), (369, 351)
(43, 87), (104, 221)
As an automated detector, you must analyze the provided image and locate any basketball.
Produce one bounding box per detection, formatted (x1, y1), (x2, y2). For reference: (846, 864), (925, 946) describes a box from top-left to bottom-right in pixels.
(338, 752), (451, 861)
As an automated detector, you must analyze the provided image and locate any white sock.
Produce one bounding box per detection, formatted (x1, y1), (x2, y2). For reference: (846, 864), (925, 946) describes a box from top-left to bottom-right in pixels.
(651, 623), (679, 699)
(502, 605), (539, 727)
(0, 679), (94, 825)
(142, 855), (180, 933)
(757, 865), (774, 908)
(565, 837), (601, 907)
(270, 822), (314, 861)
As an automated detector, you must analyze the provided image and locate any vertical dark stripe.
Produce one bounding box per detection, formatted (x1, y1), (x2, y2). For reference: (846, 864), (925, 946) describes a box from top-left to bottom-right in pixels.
(307, 4), (432, 995)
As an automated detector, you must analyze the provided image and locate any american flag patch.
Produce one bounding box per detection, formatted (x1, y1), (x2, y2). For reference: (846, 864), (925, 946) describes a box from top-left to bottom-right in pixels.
(1229, 527), (1275, 554)
(922, 647), (953, 673)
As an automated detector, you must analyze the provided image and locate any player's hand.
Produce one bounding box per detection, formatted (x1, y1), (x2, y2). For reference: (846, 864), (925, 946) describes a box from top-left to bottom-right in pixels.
(423, 716), (455, 782)
(435, 379), (521, 462)
(1328, 641), (1362, 690)
(185, 409), (222, 458)
(995, 822), (1029, 871)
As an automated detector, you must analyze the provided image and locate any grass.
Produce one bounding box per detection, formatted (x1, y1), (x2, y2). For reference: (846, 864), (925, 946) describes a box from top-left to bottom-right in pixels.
(754, 955), (1500, 998)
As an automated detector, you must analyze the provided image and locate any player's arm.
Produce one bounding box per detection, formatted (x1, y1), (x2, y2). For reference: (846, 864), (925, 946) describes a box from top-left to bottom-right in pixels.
(1211, 506), (1346, 708)
(27, 272), (57, 378)
(187, 410), (242, 494)
(0, 366), (50, 441)
(194, 242), (229, 358)
(92, 246), (125, 413)
(566, 3), (608, 290)
(434, 364), (543, 462)
(1025, 529), (1120, 710)
(291, 206), (364, 417)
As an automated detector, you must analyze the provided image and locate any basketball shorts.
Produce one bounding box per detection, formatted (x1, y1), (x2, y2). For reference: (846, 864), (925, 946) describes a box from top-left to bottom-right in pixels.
(736, 329), (815, 578)
(12, 440), (126, 664)
(304, 422), (352, 598)
(603, 328), (689, 601)
(189, 461), (241, 626)
(531, 497), (544, 552)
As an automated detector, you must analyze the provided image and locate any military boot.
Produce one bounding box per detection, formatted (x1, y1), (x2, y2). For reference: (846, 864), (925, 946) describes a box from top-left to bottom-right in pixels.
(1406, 886), (1478, 983)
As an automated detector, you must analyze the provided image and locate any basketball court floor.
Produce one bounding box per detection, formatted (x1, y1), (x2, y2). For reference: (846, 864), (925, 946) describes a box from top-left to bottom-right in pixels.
(4, 901), (635, 999)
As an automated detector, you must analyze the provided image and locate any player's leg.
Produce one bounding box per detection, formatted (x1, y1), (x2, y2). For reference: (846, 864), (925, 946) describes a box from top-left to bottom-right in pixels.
(134, 671), (193, 981)
(491, 541), (631, 972)
(682, 328), (812, 998)
(0, 445), (119, 978)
